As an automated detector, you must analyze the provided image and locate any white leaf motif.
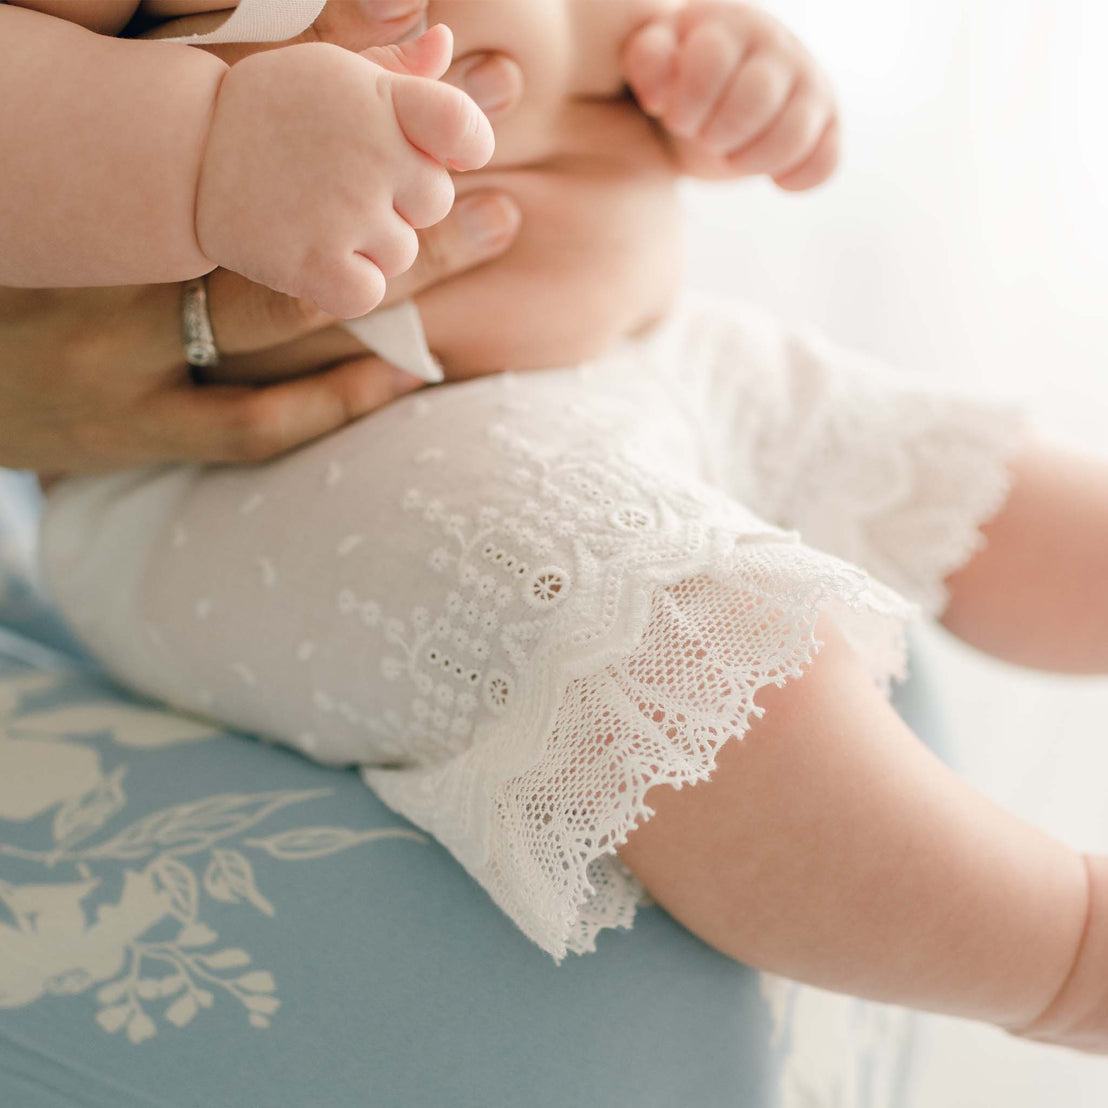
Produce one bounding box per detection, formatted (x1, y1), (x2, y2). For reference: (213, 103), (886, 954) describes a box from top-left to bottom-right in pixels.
(85, 789), (331, 861)
(126, 1012), (156, 1044)
(95, 1005), (130, 1035)
(149, 856), (198, 921)
(245, 825), (426, 860)
(203, 848), (274, 916)
(165, 994), (198, 1028)
(177, 921), (218, 948)
(96, 980), (126, 1005)
(52, 765), (127, 847)
(200, 947), (251, 970)
(236, 971), (276, 993)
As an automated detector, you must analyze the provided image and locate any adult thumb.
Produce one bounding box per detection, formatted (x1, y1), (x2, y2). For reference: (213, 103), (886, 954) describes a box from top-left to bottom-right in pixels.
(361, 23), (453, 80)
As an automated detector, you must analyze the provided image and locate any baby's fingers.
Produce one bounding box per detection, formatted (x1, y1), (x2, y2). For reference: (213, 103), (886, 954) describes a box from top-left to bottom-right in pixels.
(725, 84), (833, 180)
(700, 50), (795, 155)
(391, 75), (495, 171)
(623, 19), (679, 116)
(773, 118), (841, 191)
(665, 19), (744, 139)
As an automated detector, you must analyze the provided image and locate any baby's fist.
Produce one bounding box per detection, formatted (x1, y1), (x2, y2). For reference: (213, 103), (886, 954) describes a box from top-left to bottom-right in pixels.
(623, 2), (839, 190)
(196, 26), (494, 319)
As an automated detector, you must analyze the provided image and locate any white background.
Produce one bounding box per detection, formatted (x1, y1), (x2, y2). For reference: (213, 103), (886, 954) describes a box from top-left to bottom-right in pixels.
(682, 0), (1108, 1101)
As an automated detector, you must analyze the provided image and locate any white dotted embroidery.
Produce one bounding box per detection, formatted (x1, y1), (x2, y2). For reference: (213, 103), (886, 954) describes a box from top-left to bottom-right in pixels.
(325, 460), (344, 488)
(238, 493), (265, 516)
(484, 670), (512, 712)
(336, 534), (365, 557)
(257, 557), (277, 588)
(296, 640), (317, 662)
(171, 524), (187, 549)
(230, 663), (256, 686)
(525, 567), (570, 608)
(610, 505), (655, 532)
(194, 598), (212, 620)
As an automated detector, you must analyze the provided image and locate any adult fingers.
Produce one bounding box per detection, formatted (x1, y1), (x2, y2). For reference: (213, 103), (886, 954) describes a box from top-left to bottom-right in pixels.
(205, 268), (335, 357)
(386, 191), (521, 301)
(210, 191), (520, 380)
(149, 356), (423, 465)
(350, 0), (429, 45)
(443, 52), (526, 120)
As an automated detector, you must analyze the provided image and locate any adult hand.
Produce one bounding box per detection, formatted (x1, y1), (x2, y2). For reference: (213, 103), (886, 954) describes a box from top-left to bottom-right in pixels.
(0, 190), (520, 475)
(209, 106), (684, 388)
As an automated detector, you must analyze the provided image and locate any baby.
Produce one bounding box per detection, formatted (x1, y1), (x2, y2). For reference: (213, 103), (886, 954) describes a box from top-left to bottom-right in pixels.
(0, 0), (495, 317)
(22, 0), (1108, 1060)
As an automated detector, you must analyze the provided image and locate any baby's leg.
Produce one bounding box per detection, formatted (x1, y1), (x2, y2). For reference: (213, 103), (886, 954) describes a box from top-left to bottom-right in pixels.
(688, 302), (1107, 674)
(617, 615), (1090, 1035)
(943, 445), (1108, 672)
(40, 311), (1107, 1051)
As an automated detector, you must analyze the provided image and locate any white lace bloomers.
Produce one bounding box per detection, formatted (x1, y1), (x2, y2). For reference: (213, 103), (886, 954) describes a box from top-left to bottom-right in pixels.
(40, 299), (1025, 961)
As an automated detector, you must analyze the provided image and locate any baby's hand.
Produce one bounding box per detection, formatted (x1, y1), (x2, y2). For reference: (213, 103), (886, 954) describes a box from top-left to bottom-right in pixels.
(196, 25), (494, 319)
(622, 2), (839, 190)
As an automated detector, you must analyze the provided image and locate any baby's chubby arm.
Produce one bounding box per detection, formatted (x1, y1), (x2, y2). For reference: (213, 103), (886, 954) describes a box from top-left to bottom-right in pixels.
(4, 0), (139, 34)
(0, 8), (493, 318)
(622, 1), (839, 190)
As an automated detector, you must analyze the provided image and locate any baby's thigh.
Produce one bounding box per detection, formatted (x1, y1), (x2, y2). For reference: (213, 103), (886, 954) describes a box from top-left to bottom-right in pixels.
(99, 369), (709, 764)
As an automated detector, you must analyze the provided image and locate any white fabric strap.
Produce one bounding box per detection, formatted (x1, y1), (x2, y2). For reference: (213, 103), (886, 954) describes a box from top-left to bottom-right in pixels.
(342, 302), (443, 383)
(163, 0), (327, 44)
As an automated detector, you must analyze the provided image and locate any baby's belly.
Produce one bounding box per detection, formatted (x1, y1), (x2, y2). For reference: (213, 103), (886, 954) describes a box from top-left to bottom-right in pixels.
(417, 102), (685, 377)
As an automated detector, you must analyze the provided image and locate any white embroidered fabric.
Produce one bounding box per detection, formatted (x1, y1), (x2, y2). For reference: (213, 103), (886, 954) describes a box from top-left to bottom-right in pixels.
(40, 299), (1026, 961)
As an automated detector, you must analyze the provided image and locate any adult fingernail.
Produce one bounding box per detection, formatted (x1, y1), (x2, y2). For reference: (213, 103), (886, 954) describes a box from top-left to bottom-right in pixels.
(455, 194), (521, 250)
(458, 54), (522, 115)
(357, 0), (422, 21)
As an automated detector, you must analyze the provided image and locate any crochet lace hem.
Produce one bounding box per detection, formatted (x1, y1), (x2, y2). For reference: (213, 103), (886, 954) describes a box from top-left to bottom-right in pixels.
(366, 539), (913, 962)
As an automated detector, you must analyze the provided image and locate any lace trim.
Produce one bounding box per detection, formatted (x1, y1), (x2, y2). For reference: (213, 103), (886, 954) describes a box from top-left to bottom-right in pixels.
(766, 350), (1030, 618)
(367, 539), (913, 962)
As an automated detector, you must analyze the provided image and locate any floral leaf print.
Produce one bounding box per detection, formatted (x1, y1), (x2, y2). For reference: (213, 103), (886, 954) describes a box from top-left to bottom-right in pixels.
(51, 765), (127, 849)
(82, 789), (331, 861)
(244, 825), (426, 861)
(177, 922), (218, 948)
(203, 848), (274, 916)
(148, 856), (199, 922)
(126, 1010), (157, 1044)
(164, 993), (198, 1028)
(198, 948), (251, 970)
(0, 671), (65, 723)
(236, 971), (276, 993)
(94, 1004), (130, 1034)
